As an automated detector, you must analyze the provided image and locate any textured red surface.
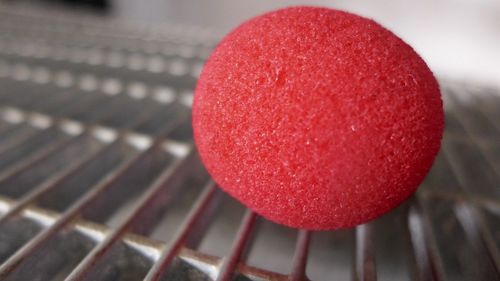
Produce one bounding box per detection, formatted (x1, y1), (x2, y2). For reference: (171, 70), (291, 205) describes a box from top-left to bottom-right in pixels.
(193, 7), (443, 230)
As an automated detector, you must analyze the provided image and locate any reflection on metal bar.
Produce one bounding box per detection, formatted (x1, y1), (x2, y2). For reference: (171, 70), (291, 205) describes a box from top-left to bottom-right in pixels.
(0, 126), (77, 184)
(407, 199), (444, 281)
(465, 205), (500, 276)
(290, 230), (311, 281)
(144, 182), (220, 281)
(64, 146), (194, 280)
(455, 201), (500, 278)
(0, 8), (218, 48)
(0, 142), (156, 278)
(0, 136), (110, 224)
(354, 223), (376, 281)
(216, 210), (257, 281)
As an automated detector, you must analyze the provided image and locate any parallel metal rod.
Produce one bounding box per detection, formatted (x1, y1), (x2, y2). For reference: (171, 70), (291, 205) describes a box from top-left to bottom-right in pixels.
(15, 88), (68, 111)
(37, 91), (88, 115)
(0, 126), (77, 183)
(0, 139), (70, 178)
(0, 142), (158, 278)
(454, 202), (500, 276)
(0, 100), (189, 159)
(0, 105), (155, 153)
(0, 135), (111, 224)
(116, 104), (165, 131)
(451, 85), (500, 132)
(144, 182), (219, 281)
(0, 12), (212, 49)
(158, 112), (191, 139)
(1, 53), (196, 93)
(440, 146), (500, 277)
(125, 106), (166, 134)
(444, 90), (500, 178)
(0, 121), (49, 153)
(471, 91), (500, 132)
(289, 230), (311, 281)
(0, 34), (201, 60)
(73, 98), (135, 125)
(64, 148), (194, 281)
(419, 189), (500, 211)
(0, 120), (22, 135)
(47, 94), (98, 118)
(63, 97), (126, 123)
(0, 30), (132, 56)
(354, 223), (377, 281)
(407, 199), (445, 281)
(216, 209), (257, 281)
(0, 19), (177, 44)
(0, 40), (199, 81)
(467, 206), (500, 276)
(0, 75), (188, 137)
(440, 92), (500, 276)
(0, 91), (44, 111)
(0, 126), (39, 153)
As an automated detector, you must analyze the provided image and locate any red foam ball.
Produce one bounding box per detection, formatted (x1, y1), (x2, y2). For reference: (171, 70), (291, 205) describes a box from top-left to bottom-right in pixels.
(193, 7), (443, 230)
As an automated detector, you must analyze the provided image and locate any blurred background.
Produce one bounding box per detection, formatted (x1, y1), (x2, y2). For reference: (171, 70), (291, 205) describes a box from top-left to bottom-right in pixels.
(5, 0), (500, 87)
(98, 0), (500, 88)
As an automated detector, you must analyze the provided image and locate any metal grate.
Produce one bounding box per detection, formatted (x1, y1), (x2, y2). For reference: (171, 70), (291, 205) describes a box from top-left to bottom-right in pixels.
(0, 3), (499, 281)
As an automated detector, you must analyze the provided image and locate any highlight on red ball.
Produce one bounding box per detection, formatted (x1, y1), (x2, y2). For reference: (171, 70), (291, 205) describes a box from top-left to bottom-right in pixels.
(192, 6), (444, 230)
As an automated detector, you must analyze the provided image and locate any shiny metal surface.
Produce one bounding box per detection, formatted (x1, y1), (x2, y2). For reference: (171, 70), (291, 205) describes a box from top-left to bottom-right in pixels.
(0, 3), (498, 281)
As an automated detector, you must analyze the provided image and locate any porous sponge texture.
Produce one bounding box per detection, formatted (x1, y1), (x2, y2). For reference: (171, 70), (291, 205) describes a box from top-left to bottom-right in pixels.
(193, 7), (443, 230)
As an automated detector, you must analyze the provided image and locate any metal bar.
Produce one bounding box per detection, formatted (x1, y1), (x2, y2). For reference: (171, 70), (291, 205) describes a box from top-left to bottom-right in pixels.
(454, 202), (500, 277)
(0, 125), (40, 155)
(48, 93), (97, 118)
(64, 96), (122, 122)
(353, 223), (376, 281)
(471, 90), (500, 132)
(419, 189), (500, 211)
(0, 135), (111, 224)
(64, 147), (194, 281)
(73, 97), (135, 125)
(144, 182), (220, 281)
(0, 37), (205, 73)
(134, 104), (189, 137)
(0, 125), (76, 183)
(216, 209), (258, 281)
(0, 11), (213, 49)
(289, 230), (311, 281)
(439, 92), (500, 277)
(159, 111), (191, 139)
(0, 103), (157, 151)
(26, 91), (75, 113)
(453, 85), (500, 132)
(0, 40), (198, 83)
(407, 198), (445, 281)
(0, 141), (157, 278)
(0, 27), (210, 59)
(0, 132), (72, 187)
(445, 89), (500, 177)
(467, 206), (500, 276)
(116, 103), (164, 131)
(0, 77), (188, 143)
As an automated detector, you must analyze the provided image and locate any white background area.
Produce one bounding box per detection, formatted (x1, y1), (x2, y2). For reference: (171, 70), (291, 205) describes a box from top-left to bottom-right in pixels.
(112, 0), (500, 89)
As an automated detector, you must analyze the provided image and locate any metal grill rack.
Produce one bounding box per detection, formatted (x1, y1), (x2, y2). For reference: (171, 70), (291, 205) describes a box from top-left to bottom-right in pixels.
(0, 3), (498, 281)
